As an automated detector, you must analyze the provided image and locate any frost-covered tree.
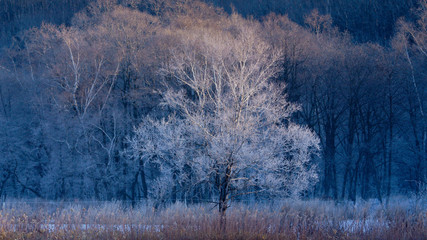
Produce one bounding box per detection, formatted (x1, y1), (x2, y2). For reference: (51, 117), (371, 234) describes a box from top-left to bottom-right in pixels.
(129, 14), (320, 222)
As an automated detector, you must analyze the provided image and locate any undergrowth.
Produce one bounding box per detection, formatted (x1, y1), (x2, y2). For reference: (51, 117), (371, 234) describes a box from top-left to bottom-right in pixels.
(0, 198), (425, 240)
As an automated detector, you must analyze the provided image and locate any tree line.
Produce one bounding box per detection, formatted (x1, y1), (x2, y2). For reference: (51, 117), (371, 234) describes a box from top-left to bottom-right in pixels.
(0, 0), (425, 203)
(0, 0), (420, 46)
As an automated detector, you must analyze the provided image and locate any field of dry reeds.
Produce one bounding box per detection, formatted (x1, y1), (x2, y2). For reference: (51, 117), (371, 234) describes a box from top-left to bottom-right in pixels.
(0, 198), (425, 240)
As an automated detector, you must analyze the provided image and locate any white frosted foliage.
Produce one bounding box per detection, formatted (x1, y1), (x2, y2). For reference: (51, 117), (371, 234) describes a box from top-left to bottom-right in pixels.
(129, 16), (320, 209)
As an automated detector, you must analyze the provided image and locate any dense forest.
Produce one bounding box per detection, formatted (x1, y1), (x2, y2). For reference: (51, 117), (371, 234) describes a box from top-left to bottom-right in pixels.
(0, 0), (425, 205)
(0, 0), (420, 45)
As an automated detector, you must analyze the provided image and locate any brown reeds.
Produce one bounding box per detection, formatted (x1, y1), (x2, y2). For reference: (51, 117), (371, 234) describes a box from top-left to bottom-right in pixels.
(0, 198), (425, 240)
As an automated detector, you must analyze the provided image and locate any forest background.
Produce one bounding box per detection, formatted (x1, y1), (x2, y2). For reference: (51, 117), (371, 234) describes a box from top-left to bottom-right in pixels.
(0, 0), (425, 204)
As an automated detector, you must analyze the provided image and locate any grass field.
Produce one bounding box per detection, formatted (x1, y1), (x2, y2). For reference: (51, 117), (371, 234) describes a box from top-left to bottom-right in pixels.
(0, 198), (425, 239)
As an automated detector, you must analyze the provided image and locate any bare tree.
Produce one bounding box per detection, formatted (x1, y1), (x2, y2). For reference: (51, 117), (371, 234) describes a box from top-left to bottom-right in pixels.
(392, 1), (427, 195)
(129, 14), (319, 229)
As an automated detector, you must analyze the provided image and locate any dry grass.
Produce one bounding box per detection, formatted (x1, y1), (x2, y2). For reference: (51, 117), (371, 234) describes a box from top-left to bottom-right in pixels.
(0, 198), (425, 240)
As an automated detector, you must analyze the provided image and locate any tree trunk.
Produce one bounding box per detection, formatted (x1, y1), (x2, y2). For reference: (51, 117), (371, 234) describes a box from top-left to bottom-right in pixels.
(323, 118), (337, 199)
(218, 163), (232, 233)
(131, 171), (139, 207)
(387, 75), (393, 202)
(139, 160), (148, 199)
(342, 105), (356, 200)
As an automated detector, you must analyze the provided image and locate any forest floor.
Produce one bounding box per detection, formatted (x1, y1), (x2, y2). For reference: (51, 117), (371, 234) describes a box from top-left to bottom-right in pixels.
(0, 197), (425, 239)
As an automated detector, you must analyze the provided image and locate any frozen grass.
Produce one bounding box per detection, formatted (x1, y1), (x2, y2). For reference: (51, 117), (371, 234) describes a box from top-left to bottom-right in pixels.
(0, 198), (425, 239)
